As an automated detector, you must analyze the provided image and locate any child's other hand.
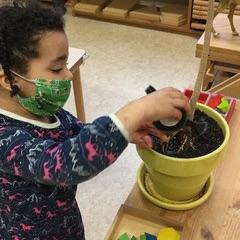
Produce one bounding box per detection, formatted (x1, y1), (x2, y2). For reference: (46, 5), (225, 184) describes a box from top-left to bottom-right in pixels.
(130, 123), (169, 149)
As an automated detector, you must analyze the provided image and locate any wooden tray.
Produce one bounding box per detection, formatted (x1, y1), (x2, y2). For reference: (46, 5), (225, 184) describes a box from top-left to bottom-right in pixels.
(74, 0), (110, 14)
(184, 88), (236, 122)
(104, 204), (184, 239)
(102, 0), (138, 18)
(129, 6), (160, 23)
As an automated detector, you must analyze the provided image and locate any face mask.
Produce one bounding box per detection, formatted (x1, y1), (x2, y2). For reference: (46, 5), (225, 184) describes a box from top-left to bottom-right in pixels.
(11, 70), (72, 116)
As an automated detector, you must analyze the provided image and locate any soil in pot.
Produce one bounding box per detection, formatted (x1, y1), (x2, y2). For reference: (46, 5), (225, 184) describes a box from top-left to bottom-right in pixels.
(151, 109), (224, 158)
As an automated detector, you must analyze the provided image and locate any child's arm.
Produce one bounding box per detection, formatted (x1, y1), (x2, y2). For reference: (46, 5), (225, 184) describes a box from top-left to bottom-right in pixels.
(0, 116), (128, 185)
(0, 87), (190, 186)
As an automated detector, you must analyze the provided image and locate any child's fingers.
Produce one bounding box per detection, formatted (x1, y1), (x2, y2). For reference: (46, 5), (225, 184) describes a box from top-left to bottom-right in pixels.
(169, 92), (189, 103)
(167, 108), (183, 121)
(146, 126), (170, 143)
(173, 99), (191, 115)
(166, 89), (190, 105)
(143, 135), (153, 148)
(133, 135), (153, 149)
(155, 132), (170, 143)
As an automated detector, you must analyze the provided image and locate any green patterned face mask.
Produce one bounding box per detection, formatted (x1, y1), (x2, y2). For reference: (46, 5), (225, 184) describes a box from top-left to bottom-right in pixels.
(11, 70), (71, 116)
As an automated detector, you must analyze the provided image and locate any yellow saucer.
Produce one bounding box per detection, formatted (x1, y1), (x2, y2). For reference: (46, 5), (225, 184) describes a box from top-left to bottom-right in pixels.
(137, 163), (214, 211)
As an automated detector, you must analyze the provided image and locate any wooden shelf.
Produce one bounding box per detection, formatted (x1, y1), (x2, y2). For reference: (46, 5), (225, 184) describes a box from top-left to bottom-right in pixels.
(72, 0), (200, 35)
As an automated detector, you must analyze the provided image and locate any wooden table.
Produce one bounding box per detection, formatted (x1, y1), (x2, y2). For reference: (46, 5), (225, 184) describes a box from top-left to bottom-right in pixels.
(195, 13), (240, 97)
(68, 47), (87, 122)
(124, 102), (240, 239)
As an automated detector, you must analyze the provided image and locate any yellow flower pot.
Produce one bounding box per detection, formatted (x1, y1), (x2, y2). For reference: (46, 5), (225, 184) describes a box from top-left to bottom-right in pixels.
(137, 103), (230, 202)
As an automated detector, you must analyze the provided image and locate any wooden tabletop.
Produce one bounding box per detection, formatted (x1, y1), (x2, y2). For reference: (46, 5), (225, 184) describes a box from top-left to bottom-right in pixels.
(124, 102), (240, 240)
(195, 13), (240, 65)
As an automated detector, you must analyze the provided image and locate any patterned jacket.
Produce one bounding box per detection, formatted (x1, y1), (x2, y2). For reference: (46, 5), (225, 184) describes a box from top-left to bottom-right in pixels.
(0, 108), (128, 239)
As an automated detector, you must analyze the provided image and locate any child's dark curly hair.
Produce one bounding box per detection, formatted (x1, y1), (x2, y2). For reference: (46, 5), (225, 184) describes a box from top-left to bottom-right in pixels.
(0, 3), (65, 96)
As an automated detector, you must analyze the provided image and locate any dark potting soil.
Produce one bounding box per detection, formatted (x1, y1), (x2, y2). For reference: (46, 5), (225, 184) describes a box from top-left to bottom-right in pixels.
(152, 109), (224, 158)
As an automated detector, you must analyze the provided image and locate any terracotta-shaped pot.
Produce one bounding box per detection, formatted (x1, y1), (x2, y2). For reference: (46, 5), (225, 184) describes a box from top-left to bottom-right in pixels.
(137, 103), (230, 201)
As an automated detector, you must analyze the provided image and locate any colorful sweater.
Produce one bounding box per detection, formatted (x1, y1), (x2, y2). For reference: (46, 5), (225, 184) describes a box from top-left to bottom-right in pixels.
(0, 108), (128, 239)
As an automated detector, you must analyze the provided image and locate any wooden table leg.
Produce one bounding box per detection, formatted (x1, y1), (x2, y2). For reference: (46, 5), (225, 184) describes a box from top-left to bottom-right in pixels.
(202, 60), (214, 90)
(72, 68), (86, 122)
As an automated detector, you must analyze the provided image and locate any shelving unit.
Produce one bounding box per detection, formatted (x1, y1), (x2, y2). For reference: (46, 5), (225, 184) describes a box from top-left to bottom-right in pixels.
(72, 0), (200, 35)
(40, 0), (240, 35)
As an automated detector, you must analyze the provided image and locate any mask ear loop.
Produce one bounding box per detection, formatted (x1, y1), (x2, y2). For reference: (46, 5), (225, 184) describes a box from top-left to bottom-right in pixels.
(10, 69), (36, 83)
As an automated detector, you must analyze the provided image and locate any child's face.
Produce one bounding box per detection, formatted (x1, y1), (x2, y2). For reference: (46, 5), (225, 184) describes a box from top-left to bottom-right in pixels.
(16, 31), (73, 97)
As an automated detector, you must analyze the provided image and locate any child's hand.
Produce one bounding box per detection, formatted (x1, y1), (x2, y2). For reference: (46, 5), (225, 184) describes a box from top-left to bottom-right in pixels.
(139, 87), (191, 123)
(115, 87), (191, 148)
(129, 123), (169, 149)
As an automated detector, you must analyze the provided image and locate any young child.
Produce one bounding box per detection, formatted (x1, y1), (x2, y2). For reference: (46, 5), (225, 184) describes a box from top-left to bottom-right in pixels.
(0, 3), (191, 240)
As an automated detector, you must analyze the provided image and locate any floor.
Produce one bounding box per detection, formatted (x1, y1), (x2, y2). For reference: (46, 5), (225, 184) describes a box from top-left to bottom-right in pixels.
(63, 7), (201, 240)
